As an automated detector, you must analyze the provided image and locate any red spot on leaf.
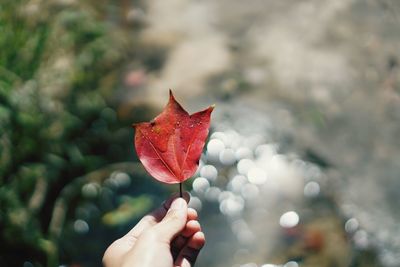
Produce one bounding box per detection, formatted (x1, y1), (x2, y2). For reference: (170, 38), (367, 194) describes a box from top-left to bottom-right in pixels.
(133, 90), (214, 184)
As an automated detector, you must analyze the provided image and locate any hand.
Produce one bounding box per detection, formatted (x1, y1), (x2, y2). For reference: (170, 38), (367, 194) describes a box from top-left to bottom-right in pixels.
(103, 193), (205, 267)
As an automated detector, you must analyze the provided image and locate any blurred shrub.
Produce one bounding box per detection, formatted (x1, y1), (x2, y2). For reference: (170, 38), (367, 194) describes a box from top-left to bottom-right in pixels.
(0, 0), (152, 266)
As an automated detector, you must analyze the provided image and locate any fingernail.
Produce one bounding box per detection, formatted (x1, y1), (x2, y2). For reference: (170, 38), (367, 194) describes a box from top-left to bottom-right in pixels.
(183, 191), (191, 203)
(170, 198), (186, 210)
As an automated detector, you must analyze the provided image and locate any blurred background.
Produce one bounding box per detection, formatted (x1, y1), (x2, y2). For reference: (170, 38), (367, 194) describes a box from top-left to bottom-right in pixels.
(1, 0), (400, 266)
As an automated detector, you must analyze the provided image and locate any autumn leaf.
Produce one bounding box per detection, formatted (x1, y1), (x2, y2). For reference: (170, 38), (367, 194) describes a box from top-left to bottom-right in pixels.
(133, 90), (214, 184)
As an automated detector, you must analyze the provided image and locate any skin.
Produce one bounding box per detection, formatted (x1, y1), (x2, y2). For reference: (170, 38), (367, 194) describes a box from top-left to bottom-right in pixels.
(103, 193), (206, 267)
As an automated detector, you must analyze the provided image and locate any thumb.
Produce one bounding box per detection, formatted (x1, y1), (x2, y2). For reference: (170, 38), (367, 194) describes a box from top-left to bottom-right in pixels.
(153, 198), (188, 242)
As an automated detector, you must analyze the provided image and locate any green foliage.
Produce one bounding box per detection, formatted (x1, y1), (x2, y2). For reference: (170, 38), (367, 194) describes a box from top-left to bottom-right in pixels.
(0, 1), (153, 266)
(102, 195), (153, 226)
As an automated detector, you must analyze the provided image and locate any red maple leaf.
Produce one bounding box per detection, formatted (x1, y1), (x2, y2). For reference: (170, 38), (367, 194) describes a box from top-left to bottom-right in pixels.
(133, 90), (214, 184)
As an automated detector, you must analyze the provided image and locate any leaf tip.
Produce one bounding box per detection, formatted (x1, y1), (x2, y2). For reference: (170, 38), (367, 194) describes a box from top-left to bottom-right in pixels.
(207, 104), (216, 113)
(168, 89), (178, 105)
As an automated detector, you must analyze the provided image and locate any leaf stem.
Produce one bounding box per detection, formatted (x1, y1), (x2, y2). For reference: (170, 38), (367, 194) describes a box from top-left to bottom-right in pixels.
(179, 182), (183, 198)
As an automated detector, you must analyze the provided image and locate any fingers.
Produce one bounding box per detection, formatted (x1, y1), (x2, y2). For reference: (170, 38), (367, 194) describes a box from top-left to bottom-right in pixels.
(187, 208), (198, 221)
(104, 192), (194, 267)
(124, 206), (166, 240)
(103, 208), (166, 266)
(181, 220), (201, 237)
(152, 198), (188, 242)
(171, 209), (199, 259)
(171, 220), (201, 259)
(165, 192), (191, 209)
(174, 231), (206, 267)
(125, 192), (190, 239)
